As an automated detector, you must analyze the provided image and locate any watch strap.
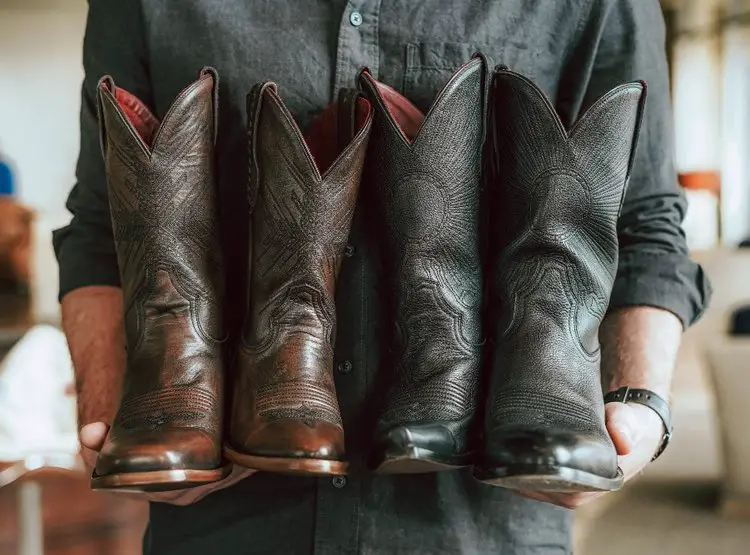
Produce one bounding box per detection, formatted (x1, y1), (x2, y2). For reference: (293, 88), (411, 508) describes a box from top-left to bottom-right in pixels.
(604, 387), (672, 461)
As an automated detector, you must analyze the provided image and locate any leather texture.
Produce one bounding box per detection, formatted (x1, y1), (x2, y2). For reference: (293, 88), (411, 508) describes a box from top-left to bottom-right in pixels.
(358, 56), (486, 469)
(94, 69), (226, 479)
(227, 83), (372, 468)
(604, 387), (672, 460)
(478, 68), (647, 484)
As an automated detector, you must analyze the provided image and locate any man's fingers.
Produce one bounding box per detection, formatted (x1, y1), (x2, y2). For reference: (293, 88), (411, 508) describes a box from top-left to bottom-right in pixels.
(79, 422), (109, 451)
(605, 403), (640, 456)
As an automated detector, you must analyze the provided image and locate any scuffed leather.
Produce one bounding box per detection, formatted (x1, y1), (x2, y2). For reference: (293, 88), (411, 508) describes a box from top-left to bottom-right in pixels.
(229, 84), (372, 461)
(95, 69), (225, 475)
(482, 68), (647, 477)
(359, 57), (486, 459)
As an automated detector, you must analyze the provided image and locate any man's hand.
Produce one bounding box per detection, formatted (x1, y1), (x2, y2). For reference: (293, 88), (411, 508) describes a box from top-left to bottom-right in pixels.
(520, 306), (681, 509)
(80, 421), (255, 506)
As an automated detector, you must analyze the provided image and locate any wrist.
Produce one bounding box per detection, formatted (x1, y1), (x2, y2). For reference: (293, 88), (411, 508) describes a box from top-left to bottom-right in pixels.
(605, 379), (670, 401)
(600, 306), (681, 402)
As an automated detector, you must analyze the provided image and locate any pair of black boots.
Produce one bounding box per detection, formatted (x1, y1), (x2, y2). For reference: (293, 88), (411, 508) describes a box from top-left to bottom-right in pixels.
(365, 55), (646, 493)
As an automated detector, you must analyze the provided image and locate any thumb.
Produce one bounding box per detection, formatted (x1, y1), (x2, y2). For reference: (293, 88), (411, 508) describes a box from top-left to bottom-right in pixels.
(605, 403), (641, 456)
(79, 422), (109, 452)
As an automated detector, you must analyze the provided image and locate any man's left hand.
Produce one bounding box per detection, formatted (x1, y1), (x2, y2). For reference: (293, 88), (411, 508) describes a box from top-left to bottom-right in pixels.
(519, 401), (664, 509)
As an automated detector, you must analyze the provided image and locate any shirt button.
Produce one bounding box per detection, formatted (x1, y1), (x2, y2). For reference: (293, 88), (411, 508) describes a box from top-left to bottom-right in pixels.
(332, 476), (347, 489)
(349, 11), (363, 26)
(344, 244), (355, 257)
(337, 360), (353, 374)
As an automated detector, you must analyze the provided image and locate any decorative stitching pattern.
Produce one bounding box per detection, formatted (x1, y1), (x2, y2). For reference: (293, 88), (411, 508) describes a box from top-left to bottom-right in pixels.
(111, 386), (218, 438)
(360, 60), (485, 443)
(233, 86), (371, 434)
(97, 75), (225, 451)
(485, 69), (646, 454)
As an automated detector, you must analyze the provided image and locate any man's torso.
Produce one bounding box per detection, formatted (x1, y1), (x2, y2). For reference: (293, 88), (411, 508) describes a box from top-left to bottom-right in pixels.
(137, 1), (596, 553)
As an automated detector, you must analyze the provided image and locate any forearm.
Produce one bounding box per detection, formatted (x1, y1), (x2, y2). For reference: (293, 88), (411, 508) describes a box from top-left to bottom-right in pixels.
(599, 306), (682, 399)
(61, 285), (125, 428)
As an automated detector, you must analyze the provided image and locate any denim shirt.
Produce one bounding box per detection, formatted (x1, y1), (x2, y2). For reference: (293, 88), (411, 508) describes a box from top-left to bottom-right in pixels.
(54, 1), (710, 553)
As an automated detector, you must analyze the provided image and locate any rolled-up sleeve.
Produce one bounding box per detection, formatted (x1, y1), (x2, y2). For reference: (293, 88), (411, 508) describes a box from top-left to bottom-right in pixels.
(53, 0), (153, 300)
(564, 0), (712, 328)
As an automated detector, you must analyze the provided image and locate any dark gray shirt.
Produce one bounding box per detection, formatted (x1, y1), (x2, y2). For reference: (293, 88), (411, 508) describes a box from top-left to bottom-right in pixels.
(53, 1), (711, 554)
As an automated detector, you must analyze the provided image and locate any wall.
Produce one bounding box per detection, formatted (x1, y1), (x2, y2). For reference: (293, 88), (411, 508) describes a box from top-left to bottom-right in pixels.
(720, 0), (750, 244)
(0, 0), (88, 321)
(0, 0), (87, 217)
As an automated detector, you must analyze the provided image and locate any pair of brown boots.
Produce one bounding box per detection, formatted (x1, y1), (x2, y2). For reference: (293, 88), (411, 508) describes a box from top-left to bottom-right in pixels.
(92, 56), (646, 494)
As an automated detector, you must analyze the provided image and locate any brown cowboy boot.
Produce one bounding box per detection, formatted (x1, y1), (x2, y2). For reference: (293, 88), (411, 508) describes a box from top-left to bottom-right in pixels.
(92, 68), (229, 491)
(473, 68), (647, 492)
(225, 84), (372, 476)
(358, 55), (488, 474)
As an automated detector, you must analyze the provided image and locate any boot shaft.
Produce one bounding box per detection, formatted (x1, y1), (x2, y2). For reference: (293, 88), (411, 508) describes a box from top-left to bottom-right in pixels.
(489, 69), (646, 348)
(97, 69), (225, 352)
(227, 87), (372, 471)
(358, 57), (487, 431)
(243, 83), (372, 350)
(359, 58), (486, 278)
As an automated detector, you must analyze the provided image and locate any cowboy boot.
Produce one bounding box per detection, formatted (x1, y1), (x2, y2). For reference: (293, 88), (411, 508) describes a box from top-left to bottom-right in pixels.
(92, 68), (229, 491)
(358, 55), (487, 474)
(225, 84), (372, 476)
(473, 68), (647, 491)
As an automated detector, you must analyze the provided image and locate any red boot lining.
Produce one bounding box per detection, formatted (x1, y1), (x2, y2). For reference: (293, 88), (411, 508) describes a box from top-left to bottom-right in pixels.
(304, 97), (373, 176)
(112, 87), (161, 147)
(373, 81), (424, 143)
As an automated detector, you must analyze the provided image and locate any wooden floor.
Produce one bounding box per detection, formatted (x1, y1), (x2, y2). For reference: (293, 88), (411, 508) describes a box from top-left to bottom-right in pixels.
(0, 469), (148, 555)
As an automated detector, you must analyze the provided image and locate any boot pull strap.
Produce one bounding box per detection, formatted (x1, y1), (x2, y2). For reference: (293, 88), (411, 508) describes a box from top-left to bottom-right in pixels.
(246, 82), (275, 214)
(96, 76), (115, 164)
(337, 87), (359, 152)
(200, 66), (220, 146)
(617, 81), (648, 218)
(471, 52), (493, 151)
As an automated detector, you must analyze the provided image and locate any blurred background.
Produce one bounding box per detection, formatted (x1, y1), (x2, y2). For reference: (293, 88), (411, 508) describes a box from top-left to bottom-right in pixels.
(1, 0), (749, 553)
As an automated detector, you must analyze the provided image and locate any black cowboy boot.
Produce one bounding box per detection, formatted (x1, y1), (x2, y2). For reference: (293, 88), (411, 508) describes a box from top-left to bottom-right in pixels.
(225, 84), (372, 476)
(358, 55), (488, 474)
(473, 68), (647, 491)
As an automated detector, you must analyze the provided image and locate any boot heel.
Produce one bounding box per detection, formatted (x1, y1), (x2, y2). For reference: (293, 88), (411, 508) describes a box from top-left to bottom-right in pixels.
(91, 465), (232, 493)
(224, 447), (348, 477)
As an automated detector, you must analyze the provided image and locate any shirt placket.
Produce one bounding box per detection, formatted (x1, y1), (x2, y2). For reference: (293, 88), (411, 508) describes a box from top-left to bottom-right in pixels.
(314, 5), (381, 553)
(333, 0), (382, 96)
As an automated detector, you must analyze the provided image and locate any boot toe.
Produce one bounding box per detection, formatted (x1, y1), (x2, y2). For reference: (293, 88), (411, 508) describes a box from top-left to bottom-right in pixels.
(481, 429), (618, 479)
(233, 420), (345, 461)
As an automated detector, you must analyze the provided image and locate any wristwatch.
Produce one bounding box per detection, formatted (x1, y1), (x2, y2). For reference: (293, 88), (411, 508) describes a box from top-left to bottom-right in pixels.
(603, 386), (672, 461)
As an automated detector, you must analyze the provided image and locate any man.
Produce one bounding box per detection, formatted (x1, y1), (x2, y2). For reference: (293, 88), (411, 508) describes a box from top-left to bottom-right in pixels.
(54, 1), (711, 553)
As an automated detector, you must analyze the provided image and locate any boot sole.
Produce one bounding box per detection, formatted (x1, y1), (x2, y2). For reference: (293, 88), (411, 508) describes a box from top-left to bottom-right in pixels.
(371, 445), (473, 474)
(91, 464), (232, 493)
(224, 446), (348, 476)
(472, 464), (624, 492)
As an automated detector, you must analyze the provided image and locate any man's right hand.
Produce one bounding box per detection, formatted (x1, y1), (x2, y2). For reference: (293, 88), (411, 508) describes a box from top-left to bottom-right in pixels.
(80, 421), (254, 505)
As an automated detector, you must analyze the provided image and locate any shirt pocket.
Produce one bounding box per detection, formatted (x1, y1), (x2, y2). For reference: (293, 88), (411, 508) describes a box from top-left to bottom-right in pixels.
(402, 41), (537, 112)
